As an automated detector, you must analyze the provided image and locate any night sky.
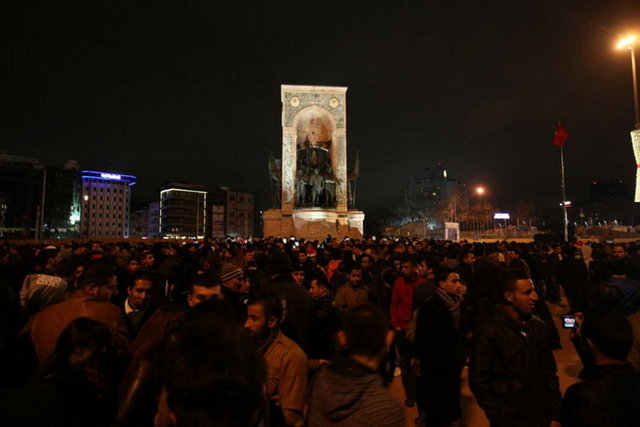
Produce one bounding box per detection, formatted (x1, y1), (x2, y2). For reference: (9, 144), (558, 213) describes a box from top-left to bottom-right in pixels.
(3, 1), (640, 215)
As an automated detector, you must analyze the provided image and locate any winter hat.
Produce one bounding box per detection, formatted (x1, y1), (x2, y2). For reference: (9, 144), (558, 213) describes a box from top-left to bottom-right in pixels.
(220, 263), (243, 282)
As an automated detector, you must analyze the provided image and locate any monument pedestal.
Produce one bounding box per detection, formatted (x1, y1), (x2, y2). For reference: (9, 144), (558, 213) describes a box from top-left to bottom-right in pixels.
(263, 208), (364, 240)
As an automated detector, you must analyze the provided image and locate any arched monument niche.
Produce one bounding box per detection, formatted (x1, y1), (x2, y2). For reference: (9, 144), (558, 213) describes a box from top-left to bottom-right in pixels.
(292, 107), (339, 209)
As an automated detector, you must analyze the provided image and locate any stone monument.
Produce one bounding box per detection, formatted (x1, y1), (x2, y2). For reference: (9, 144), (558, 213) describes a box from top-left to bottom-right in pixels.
(263, 85), (364, 240)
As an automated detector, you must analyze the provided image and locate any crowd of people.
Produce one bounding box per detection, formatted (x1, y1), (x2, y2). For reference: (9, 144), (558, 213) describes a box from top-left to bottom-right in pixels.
(0, 236), (639, 426)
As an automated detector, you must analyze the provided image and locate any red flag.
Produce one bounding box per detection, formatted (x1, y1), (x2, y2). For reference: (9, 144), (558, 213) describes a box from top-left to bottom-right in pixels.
(552, 123), (569, 146)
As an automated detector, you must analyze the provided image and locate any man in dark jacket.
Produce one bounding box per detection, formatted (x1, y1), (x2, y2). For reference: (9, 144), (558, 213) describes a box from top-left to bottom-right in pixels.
(469, 270), (562, 427)
(414, 268), (468, 426)
(306, 304), (405, 427)
(264, 252), (313, 353)
(562, 311), (640, 426)
(308, 275), (340, 360)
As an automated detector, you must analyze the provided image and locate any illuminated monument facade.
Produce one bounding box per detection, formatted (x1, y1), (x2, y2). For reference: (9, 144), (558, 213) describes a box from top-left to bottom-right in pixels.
(633, 130), (640, 202)
(264, 85), (364, 239)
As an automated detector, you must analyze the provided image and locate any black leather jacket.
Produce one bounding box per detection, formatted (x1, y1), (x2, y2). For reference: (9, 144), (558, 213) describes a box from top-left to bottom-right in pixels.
(469, 305), (562, 424)
(562, 363), (640, 427)
(116, 358), (159, 426)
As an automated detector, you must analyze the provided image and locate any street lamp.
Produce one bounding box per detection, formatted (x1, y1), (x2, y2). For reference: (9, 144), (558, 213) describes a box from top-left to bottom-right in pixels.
(617, 35), (640, 202)
(617, 35), (640, 129)
(474, 186), (487, 231)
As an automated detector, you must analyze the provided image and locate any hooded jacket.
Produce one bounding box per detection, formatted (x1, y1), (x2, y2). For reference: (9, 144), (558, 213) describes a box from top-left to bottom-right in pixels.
(306, 357), (404, 427)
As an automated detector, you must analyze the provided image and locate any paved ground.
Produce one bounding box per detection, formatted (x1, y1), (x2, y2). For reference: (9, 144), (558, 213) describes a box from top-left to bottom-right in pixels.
(390, 300), (582, 426)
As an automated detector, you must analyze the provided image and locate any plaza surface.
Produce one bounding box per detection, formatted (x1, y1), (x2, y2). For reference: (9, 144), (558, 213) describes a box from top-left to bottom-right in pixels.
(390, 300), (581, 426)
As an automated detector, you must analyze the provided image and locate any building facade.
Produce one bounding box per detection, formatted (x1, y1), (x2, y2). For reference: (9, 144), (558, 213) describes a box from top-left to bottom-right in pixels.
(209, 187), (255, 237)
(0, 154), (45, 239)
(159, 184), (207, 239)
(80, 170), (136, 238)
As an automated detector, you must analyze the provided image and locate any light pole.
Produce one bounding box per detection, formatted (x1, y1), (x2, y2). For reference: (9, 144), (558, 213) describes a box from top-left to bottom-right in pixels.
(475, 186), (486, 231)
(617, 35), (640, 202)
(617, 35), (640, 129)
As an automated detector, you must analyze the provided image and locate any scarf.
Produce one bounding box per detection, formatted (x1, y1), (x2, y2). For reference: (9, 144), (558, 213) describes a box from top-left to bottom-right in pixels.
(436, 288), (461, 329)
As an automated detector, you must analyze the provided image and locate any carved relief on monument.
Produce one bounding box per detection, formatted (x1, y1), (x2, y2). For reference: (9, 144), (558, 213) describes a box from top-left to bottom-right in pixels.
(293, 108), (338, 208)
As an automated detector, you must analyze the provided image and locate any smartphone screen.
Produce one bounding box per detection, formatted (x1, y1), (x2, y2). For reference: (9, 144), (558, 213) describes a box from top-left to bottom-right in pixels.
(562, 315), (576, 328)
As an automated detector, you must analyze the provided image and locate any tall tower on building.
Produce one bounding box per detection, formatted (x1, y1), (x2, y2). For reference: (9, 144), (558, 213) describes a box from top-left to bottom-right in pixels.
(80, 170), (136, 238)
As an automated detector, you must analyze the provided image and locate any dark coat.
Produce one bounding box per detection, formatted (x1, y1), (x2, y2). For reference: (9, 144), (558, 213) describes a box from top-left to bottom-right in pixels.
(562, 363), (640, 427)
(469, 306), (562, 424)
(473, 258), (503, 307)
(306, 357), (405, 427)
(264, 275), (313, 353)
(309, 295), (340, 360)
(116, 357), (159, 426)
(414, 292), (467, 424)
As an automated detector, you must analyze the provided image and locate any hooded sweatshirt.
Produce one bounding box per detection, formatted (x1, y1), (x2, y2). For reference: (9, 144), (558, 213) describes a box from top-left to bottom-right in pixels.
(306, 357), (405, 427)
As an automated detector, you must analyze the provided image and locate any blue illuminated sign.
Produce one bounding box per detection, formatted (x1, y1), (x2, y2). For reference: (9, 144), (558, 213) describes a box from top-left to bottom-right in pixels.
(82, 170), (137, 185)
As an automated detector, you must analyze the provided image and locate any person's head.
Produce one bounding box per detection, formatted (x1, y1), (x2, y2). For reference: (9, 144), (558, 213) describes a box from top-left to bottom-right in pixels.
(127, 274), (154, 310)
(347, 266), (362, 287)
(187, 275), (222, 307)
(35, 249), (58, 273)
(309, 276), (330, 300)
(400, 257), (416, 278)
(244, 292), (283, 340)
(609, 258), (629, 277)
(435, 268), (463, 297)
(36, 317), (117, 386)
(297, 251), (308, 264)
(338, 304), (393, 360)
(127, 257), (141, 274)
(499, 270), (538, 316)
(613, 245), (627, 259)
(589, 260), (612, 280)
(244, 249), (255, 263)
(220, 263), (249, 294)
(266, 252), (293, 277)
(507, 248), (521, 259)
(164, 310), (265, 426)
(291, 265), (305, 286)
(485, 247), (500, 264)
(360, 254), (374, 270)
(581, 311), (632, 363)
(462, 251), (476, 265)
(141, 250), (155, 268)
(76, 261), (118, 302)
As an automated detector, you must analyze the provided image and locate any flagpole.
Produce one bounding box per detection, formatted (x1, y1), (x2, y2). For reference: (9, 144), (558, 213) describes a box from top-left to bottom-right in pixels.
(560, 144), (569, 242)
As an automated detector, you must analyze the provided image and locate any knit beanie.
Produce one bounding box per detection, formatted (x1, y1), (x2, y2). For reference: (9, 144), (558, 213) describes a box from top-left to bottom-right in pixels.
(220, 263), (243, 282)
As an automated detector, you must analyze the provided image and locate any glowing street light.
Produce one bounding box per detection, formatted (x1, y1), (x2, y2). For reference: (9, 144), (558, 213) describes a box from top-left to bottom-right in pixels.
(617, 35), (640, 129)
(617, 35), (640, 202)
(475, 186), (486, 196)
